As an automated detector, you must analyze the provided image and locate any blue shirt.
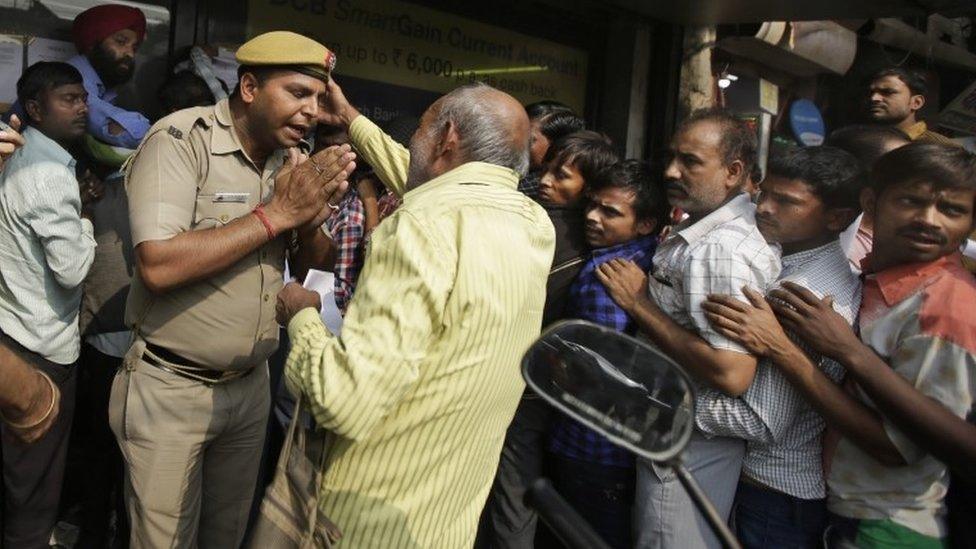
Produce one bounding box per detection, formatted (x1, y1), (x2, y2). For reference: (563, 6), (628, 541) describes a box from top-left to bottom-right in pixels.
(5, 55), (150, 149)
(548, 234), (657, 467)
(67, 55), (150, 149)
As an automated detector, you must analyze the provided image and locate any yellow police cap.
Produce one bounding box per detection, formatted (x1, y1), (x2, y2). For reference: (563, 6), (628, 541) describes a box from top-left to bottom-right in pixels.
(236, 31), (336, 82)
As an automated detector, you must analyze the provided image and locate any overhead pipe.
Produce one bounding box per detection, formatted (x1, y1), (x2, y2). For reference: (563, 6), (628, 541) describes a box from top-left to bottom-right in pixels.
(860, 18), (976, 72)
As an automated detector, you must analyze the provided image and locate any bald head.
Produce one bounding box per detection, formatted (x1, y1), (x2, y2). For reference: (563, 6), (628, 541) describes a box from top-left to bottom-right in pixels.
(406, 83), (530, 189)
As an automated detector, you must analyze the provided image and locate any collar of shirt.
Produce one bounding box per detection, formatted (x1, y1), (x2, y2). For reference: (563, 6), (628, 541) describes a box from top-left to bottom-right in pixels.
(782, 240), (842, 272)
(404, 161), (519, 204)
(21, 126), (76, 170)
(866, 252), (964, 307)
(674, 192), (754, 245)
(210, 98), (285, 172)
(68, 54), (113, 102)
(904, 120), (928, 141)
(591, 234), (657, 263)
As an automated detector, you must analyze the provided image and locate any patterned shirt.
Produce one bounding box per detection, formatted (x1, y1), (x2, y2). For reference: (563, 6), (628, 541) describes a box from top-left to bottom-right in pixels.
(549, 234), (657, 466)
(828, 253), (976, 538)
(647, 193), (781, 358)
(324, 188), (366, 313)
(695, 240), (862, 499)
(0, 127), (96, 364)
(286, 115), (555, 549)
(517, 171), (541, 198)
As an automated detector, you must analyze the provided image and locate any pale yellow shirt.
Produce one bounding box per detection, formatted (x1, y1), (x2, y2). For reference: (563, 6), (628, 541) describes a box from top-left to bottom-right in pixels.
(285, 115), (555, 548)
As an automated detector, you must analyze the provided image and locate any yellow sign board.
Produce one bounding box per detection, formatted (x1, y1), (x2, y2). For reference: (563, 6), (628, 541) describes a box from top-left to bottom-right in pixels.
(247, 0), (589, 112)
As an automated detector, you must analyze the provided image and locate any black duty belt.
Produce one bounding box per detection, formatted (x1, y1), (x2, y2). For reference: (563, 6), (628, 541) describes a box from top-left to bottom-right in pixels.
(142, 342), (252, 384)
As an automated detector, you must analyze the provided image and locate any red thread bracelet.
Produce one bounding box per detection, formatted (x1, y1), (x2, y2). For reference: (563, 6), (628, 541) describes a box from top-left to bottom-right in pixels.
(252, 204), (277, 241)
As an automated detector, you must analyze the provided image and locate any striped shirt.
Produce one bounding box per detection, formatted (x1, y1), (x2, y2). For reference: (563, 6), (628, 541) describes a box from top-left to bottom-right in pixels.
(695, 240), (861, 499)
(284, 115), (555, 549)
(0, 127), (96, 364)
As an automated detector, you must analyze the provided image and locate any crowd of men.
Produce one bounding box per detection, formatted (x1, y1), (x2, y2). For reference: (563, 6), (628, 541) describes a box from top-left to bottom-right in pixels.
(0, 4), (974, 549)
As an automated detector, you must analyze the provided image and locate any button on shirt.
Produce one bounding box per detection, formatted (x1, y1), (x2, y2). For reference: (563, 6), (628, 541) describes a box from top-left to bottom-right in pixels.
(285, 115), (555, 549)
(828, 253), (976, 538)
(695, 240), (862, 499)
(125, 99), (286, 371)
(0, 127), (96, 364)
(67, 55), (150, 149)
(647, 193), (781, 358)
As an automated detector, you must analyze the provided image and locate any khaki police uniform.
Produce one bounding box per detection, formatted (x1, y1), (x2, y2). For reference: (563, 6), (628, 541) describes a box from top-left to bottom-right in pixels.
(108, 98), (284, 548)
(108, 31), (336, 548)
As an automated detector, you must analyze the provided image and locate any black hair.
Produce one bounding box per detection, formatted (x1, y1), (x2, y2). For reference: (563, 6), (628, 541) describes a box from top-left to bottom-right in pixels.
(16, 61), (83, 107)
(157, 71), (216, 114)
(538, 110), (585, 143)
(869, 67), (927, 96)
(826, 124), (911, 172)
(591, 159), (669, 228)
(676, 108), (757, 177)
(871, 142), (976, 196)
(767, 146), (866, 210)
(543, 130), (619, 186)
(525, 100), (572, 120)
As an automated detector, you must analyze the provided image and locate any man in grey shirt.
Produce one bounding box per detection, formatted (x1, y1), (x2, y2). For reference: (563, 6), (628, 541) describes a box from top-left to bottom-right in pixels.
(0, 61), (97, 548)
(698, 146), (865, 546)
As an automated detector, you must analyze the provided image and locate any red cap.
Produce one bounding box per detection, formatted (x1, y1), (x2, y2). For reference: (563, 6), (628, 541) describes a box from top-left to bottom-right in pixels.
(72, 4), (147, 54)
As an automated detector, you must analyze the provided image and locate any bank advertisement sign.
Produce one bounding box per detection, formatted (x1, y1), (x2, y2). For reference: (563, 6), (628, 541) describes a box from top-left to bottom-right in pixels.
(248, 0), (589, 120)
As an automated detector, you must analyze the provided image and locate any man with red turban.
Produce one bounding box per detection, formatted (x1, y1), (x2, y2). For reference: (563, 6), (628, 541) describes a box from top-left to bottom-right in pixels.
(68, 4), (150, 148)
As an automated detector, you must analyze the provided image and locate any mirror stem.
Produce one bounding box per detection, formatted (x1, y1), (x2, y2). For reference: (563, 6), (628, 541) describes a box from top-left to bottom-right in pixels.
(669, 460), (743, 549)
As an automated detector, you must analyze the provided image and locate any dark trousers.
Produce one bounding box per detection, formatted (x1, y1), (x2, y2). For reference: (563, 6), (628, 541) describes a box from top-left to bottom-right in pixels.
(733, 481), (827, 549)
(0, 333), (77, 549)
(549, 455), (635, 549)
(61, 341), (127, 548)
(476, 396), (553, 549)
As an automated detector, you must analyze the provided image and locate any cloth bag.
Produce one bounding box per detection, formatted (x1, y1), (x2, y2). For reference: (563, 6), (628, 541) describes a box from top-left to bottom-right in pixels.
(248, 395), (341, 548)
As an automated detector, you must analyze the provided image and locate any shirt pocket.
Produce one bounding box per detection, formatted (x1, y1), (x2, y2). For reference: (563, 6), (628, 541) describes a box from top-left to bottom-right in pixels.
(193, 192), (254, 230)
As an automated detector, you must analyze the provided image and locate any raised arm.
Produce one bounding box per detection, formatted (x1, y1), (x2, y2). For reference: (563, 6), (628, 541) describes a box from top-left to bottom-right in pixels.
(129, 132), (352, 294)
(319, 79), (410, 196)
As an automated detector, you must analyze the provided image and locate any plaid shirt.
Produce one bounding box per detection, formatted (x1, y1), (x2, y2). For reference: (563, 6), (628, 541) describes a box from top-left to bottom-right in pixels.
(324, 189), (366, 314)
(517, 171), (541, 198)
(695, 240), (861, 499)
(548, 235), (657, 467)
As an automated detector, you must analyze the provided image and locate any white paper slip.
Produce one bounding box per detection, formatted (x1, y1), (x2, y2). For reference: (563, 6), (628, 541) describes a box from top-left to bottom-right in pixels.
(302, 269), (343, 336)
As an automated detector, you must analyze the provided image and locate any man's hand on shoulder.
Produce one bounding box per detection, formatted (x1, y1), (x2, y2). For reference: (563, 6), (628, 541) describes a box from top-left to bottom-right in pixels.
(768, 281), (863, 362)
(702, 286), (793, 359)
(596, 258), (651, 313)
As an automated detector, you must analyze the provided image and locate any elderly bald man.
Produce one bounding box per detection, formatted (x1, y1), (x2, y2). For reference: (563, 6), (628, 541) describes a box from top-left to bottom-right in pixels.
(275, 81), (555, 548)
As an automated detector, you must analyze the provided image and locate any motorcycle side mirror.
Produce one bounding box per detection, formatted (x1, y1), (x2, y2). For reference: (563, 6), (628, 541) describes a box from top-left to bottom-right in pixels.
(521, 320), (696, 462)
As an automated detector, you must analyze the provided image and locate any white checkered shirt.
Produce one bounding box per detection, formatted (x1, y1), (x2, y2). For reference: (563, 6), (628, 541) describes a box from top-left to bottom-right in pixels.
(648, 193), (781, 355)
(695, 239), (862, 499)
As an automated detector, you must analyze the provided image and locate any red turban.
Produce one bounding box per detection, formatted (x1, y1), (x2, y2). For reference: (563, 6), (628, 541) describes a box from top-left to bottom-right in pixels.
(72, 4), (147, 54)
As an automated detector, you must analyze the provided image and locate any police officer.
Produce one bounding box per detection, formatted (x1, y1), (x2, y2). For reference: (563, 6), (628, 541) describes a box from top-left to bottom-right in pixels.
(111, 31), (354, 548)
